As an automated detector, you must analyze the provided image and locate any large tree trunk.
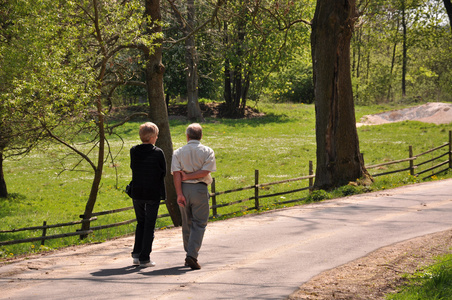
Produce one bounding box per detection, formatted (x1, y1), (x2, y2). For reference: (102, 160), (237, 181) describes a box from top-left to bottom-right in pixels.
(311, 0), (371, 190)
(185, 0), (204, 122)
(144, 0), (181, 226)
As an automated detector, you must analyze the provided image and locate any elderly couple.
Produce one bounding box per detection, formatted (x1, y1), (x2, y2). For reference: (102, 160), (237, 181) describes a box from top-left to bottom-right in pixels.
(128, 122), (216, 270)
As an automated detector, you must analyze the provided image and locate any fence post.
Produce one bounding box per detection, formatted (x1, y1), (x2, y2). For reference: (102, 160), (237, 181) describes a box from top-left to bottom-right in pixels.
(309, 161), (313, 192)
(449, 131), (451, 170)
(409, 145), (414, 176)
(211, 178), (217, 216)
(254, 169), (259, 210)
(41, 221), (47, 246)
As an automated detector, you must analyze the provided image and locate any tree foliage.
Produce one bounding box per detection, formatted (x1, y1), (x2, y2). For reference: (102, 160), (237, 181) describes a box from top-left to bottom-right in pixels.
(352, 0), (452, 104)
(1, 0), (163, 226)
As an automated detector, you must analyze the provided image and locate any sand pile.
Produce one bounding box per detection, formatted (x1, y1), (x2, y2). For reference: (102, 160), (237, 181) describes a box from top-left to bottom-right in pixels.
(357, 102), (452, 126)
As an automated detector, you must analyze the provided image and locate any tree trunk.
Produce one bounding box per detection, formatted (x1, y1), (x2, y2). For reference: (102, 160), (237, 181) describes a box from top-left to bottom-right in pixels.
(185, 0), (204, 122)
(354, 28), (361, 102)
(144, 0), (181, 226)
(443, 0), (452, 31)
(223, 3), (248, 118)
(80, 91), (105, 237)
(0, 152), (7, 198)
(311, 0), (371, 190)
(401, 0), (407, 97)
(80, 0), (108, 237)
(387, 39), (398, 101)
(223, 21), (233, 110)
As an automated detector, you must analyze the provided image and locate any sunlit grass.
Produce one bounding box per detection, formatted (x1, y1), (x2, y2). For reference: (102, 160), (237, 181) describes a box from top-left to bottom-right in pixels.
(386, 254), (452, 300)
(1, 101), (451, 258)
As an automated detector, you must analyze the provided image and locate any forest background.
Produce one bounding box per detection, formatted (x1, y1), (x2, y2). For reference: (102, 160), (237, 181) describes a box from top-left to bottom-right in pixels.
(1, 0), (452, 256)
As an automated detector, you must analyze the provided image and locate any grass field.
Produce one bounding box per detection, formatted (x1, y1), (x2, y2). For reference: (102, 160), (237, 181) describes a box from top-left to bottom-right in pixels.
(1, 101), (451, 258)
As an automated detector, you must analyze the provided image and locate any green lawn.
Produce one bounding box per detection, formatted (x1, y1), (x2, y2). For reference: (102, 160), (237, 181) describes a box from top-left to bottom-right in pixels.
(1, 102), (451, 258)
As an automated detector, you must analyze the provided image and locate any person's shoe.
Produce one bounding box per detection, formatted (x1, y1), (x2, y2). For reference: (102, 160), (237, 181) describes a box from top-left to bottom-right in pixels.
(140, 260), (156, 268)
(132, 258), (140, 266)
(185, 256), (201, 270)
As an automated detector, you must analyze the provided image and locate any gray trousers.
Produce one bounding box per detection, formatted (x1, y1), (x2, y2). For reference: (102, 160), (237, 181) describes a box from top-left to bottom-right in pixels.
(179, 182), (210, 259)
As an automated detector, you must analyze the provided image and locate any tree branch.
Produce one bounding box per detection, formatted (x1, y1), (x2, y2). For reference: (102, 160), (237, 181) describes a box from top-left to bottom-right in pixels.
(165, 0), (226, 46)
(44, 126), (97, 172)
(106, 112), (149, 134)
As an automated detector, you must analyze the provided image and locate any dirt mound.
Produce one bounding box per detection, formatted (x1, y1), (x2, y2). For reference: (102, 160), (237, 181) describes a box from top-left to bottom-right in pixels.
(357, 102), (452, 126)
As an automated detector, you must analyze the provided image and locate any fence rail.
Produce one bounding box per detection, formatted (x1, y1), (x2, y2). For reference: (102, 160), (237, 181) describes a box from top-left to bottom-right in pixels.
(2, 131), (451, 247)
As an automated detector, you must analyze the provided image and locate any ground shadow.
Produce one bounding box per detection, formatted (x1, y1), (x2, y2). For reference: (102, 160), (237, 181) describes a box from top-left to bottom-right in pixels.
(91, 265), (142, 277)
(140, 265), (192, 276)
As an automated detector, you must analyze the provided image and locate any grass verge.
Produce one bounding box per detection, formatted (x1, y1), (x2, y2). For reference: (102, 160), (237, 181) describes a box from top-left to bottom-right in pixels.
(386, 254), (452, 300)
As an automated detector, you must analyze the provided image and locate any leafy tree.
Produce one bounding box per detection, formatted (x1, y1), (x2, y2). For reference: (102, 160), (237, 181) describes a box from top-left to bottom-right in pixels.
(265, 47), (314, 103)
(351, 0), (451, 104)
(1, 0), (169, 232)
(219, 0), (312, 116)
(0, 0), (93, 198)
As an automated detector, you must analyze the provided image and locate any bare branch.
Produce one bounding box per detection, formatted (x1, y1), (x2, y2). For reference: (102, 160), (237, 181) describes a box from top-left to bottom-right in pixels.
(44, 126), (97, 172)
(106, 112), (149, 134)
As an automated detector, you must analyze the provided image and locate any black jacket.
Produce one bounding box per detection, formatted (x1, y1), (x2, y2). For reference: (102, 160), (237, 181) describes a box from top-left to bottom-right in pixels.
(130, 144), (166, 201)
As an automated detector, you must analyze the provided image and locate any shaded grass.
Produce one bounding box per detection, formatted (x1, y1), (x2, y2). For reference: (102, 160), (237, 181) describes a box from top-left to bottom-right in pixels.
(1, 102), (451, 258)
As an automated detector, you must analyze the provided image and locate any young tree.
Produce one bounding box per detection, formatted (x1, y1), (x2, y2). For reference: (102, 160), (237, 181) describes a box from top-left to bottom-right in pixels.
(311, 0), (371, 190)
(2, 0), (168, 232)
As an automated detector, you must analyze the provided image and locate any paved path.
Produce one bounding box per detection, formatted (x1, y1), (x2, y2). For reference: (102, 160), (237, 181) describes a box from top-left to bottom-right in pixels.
(1, 179), (452, 299)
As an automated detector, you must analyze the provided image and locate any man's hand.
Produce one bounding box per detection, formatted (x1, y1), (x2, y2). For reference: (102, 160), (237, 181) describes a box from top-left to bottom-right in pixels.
(177, 194), (186, 207)
(173, 171), (186, 207)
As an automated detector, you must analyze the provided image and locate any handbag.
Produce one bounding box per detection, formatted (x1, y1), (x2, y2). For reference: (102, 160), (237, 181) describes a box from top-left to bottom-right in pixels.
(125, 181), (133, 198)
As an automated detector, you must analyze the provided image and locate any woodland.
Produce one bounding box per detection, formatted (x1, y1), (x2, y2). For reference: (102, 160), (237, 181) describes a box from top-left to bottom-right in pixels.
(1, 0), (451, 225)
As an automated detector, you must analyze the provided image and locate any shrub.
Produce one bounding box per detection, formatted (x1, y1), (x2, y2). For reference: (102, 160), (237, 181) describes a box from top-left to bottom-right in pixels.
(335, 185), (364, 197)
(307, 190), (331, 202)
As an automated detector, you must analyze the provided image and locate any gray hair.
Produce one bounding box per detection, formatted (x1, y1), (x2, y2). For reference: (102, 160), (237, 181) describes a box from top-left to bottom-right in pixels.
(186, 123), (202, 140)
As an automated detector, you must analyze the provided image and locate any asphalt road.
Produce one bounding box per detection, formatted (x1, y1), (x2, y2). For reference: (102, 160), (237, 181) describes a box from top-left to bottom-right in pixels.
(1, 179), (452, 299)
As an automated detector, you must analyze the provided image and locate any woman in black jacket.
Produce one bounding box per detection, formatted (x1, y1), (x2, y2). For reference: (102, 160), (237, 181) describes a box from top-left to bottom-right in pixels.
(130, 122), (166, 267)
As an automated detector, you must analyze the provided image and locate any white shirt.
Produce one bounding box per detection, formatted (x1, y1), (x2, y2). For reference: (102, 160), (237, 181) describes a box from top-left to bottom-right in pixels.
(171, 140), (216, 185)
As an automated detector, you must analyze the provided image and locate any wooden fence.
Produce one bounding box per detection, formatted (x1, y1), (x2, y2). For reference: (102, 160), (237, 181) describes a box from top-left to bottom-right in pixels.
(1, 131), (451, 247)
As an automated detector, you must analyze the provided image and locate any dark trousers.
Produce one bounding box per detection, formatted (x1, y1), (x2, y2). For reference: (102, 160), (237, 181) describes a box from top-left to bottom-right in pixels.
(132, 199), (160, 263)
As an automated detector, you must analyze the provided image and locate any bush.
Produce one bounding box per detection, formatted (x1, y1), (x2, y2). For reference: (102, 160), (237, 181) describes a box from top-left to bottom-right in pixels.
(335, 185), (365, 197)
(307, 190), (331, 202)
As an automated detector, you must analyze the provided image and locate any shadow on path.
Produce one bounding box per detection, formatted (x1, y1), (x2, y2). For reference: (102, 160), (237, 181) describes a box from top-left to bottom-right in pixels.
(141, 266), (192, 276)
(91, 265), (141, 277)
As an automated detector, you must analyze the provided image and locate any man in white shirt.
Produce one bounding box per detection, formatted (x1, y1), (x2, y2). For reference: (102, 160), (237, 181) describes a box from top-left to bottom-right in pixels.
(171, 123), (216, 270)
